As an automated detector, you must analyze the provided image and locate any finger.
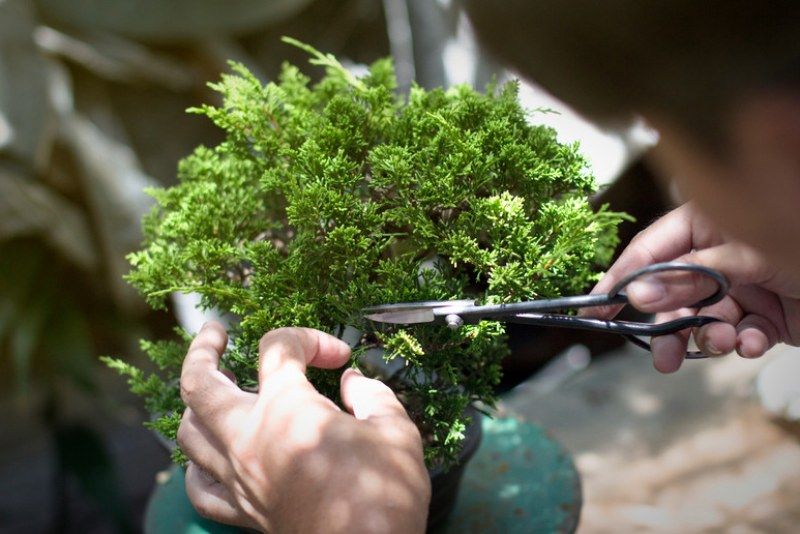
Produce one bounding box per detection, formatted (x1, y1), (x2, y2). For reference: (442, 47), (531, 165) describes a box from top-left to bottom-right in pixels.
(694, 283), (789, 357)
(692, 295), (743, 356)
(736, 313), (780, 358)
(258, 327), (351, 389)
(650, 310), (692, 373)
(220, 368), (237, 384)
(695, 321), (738, 357)
(181, 322), (252, 442)
(185, 462), (255, 529)
(582, 204), (702, 319)
(177, 408), (229, 483)
(181, 322), (238, 407)
(625, 242), (775, 313)
(340, 368), (409, 421)
(728, 284), (791, 342)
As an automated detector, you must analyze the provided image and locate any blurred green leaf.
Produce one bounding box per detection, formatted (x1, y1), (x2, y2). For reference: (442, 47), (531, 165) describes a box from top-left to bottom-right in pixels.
(55, 423), (133, 533)
(9, 294), (46, 395)
(0, 239), (45, 394)
(0, 239), (96, 396)
(48, 297), (96, 394)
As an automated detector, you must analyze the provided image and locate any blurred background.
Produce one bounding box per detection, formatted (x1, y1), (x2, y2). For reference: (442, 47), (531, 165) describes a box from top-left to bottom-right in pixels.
(6, 1), (800, 533)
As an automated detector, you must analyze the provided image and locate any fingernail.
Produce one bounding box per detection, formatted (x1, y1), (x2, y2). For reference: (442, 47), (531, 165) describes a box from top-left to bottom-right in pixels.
(345, 366), (364, 377)
(627, 280), (666, 306)
(736, 339), (761, 359)
(706, 341), (723, 356)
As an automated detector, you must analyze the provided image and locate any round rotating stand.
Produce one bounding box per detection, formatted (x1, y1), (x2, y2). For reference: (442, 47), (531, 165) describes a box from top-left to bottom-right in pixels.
(145, 417), (581, 533)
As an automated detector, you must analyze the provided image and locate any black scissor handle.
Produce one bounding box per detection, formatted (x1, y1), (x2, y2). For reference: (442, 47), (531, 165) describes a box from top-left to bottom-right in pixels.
(508, 312), (721, 359)
(623, 335), (709, 359)
(607, 261), (729, 359)
(506, 263), (730, 359)
(510, 312), (719, 336)
(607, 262), (730, 309)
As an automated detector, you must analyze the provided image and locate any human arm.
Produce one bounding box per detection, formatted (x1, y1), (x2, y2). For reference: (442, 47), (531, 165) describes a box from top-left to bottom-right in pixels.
(176, 323), (431, 532)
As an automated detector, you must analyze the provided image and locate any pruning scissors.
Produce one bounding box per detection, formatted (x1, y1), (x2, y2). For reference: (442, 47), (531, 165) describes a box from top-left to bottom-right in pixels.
(363, 262), (729, 359)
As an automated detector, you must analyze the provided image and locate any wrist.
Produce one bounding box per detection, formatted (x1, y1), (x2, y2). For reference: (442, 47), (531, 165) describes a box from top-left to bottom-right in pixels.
(292, 456), (431, 533)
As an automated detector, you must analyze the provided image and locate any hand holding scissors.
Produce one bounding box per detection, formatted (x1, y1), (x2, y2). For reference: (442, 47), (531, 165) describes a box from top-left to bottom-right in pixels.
(364, 262), (729, 359)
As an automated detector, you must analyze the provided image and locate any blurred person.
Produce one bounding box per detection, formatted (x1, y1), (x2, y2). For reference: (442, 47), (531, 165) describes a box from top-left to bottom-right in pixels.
(467, 0), (800, 373)
(176, 2), (800, 530)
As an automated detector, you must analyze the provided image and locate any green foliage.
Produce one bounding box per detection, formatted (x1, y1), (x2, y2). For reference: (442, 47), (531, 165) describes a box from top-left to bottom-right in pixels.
(101, 330), (188, 464)
(112, 38), (627, 468)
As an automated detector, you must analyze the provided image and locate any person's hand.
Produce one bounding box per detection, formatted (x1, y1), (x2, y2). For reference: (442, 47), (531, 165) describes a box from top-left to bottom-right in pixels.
(586, 202), (800, 373)
(176, 323), (431, 533)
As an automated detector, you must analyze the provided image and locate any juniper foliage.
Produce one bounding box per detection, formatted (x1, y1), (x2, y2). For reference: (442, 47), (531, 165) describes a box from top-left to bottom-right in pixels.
(105, 38), (628, 468)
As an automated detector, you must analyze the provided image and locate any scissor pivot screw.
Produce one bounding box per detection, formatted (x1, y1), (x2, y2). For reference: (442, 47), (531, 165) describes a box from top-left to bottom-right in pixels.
(445, 314), (463, 330)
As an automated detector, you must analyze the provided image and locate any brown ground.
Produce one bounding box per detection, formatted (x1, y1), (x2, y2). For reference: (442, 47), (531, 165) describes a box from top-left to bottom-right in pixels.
(501, 344), (800, 533)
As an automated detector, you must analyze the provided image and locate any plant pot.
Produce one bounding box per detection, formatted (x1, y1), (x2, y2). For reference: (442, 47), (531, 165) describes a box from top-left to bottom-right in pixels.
(426, 406), (483, 529)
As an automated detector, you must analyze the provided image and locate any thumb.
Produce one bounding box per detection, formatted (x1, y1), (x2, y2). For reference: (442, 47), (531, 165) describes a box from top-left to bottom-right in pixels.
(626, 242), (774, 313)
(340, 368), (409, 421)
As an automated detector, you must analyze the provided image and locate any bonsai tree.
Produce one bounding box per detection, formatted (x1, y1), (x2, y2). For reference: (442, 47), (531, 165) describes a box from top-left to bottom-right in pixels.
(104, 38), (627, 468)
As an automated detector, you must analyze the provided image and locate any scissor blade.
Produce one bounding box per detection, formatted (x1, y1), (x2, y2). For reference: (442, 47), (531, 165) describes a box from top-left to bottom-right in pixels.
(364, 308), (436, 324)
